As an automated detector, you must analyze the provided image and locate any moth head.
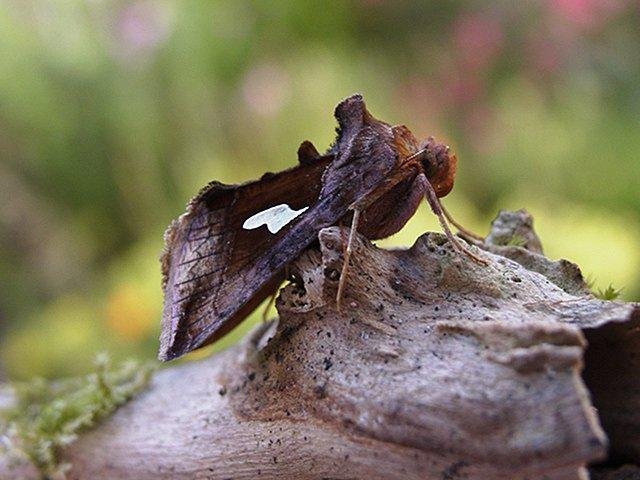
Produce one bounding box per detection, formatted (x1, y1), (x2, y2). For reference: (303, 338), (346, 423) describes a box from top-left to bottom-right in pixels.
(418, 137), (457, 198)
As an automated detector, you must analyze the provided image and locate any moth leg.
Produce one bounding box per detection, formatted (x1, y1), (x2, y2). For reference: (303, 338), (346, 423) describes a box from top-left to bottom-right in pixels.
(419, 174), (488, 265)
(336, 208), (361, 311)
(440, 203), (484, 242)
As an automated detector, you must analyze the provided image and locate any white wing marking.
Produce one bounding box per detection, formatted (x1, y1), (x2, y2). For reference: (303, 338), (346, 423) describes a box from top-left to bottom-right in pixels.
(242, 204), (309, 234)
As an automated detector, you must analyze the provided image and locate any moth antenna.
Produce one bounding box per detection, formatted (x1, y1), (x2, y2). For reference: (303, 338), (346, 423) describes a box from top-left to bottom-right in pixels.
(336, 209), (361, 311)
(420, 175), (487, 266)
(440, 203), (484, 242)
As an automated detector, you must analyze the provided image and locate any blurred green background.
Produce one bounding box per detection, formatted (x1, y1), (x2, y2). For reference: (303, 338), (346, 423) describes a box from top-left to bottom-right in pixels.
(1, 0), (638, 380)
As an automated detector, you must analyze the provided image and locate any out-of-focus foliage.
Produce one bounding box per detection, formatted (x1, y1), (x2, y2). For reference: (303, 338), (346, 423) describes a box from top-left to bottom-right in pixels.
(0, 0), (638, 379)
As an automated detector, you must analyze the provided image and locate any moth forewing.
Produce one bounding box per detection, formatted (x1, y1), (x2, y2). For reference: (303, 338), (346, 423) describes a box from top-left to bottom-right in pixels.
(159, 156), (332, 360)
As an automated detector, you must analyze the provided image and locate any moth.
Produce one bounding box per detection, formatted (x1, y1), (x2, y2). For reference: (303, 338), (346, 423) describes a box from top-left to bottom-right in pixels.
(159, 94), (484, 361)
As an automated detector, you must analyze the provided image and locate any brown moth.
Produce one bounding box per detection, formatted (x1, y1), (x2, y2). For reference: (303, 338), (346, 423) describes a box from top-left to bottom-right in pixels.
(159, 94), (484, 361)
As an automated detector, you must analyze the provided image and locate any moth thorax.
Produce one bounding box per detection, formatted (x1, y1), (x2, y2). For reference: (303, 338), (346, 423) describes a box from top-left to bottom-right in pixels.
(419, 137), (457, 198)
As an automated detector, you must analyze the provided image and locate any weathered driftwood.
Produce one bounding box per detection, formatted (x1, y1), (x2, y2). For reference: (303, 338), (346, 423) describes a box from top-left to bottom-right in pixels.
(3, 211), (640, 479)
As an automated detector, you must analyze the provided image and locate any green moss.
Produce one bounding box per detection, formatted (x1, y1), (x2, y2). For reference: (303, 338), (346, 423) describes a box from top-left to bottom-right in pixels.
(0, 355), (155, 478)
(586, 275), (624, 300)
(595, 284), (624, 301)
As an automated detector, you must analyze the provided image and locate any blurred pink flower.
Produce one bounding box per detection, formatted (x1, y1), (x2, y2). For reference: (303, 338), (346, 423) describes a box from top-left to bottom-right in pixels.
(241, 63), (291, 117)
(453, 12), (504, 73)
(551, 0), (627, 30)
(114, 1), (172, 59)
